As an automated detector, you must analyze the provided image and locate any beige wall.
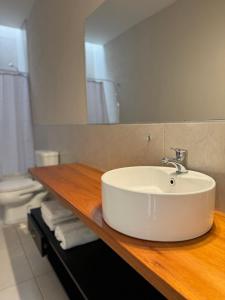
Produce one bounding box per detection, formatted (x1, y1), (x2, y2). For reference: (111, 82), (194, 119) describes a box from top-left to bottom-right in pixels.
(27, 0), (104, 125)
(104, 0), (225, 123)
(28, 0), (225, 213)
(33, 122), (225, 212)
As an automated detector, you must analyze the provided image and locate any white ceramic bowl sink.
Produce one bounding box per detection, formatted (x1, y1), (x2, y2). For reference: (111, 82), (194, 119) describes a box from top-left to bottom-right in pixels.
(102, 166), (216, 242)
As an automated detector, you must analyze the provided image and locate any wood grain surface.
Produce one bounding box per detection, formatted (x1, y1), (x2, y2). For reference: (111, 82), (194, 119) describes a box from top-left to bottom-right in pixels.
(30, 163), (225, 300)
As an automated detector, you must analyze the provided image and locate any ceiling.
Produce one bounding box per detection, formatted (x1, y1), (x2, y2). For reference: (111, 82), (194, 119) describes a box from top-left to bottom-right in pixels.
(0, 0), (34, 28)
(86, 0), (177, 45)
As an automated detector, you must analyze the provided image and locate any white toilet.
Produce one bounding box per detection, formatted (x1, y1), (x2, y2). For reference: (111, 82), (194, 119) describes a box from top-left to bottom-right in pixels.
(0, 150), (59, 224)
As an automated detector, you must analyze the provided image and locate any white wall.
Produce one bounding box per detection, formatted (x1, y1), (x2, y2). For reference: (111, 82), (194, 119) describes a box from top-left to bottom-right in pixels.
(0, 25), (27, 72)
(27, 0), (104, 125)
(85, 43), (107, 79)
(104, 0), (225, 123)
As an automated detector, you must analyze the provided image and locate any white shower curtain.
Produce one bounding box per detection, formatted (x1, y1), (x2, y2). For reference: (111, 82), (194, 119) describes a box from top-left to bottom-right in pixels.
(87, 80), (119, 124)
(102, 82), (119, 123)
(87, 81), (109, 123)
(0, 73), (34, 176)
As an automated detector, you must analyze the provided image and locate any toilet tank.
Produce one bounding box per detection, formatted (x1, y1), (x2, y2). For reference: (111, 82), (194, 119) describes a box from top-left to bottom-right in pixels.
(35, 150), (59, 167)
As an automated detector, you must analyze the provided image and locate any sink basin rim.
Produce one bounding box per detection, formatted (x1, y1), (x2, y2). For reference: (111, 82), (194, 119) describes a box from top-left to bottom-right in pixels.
(101, 166), (216, 196)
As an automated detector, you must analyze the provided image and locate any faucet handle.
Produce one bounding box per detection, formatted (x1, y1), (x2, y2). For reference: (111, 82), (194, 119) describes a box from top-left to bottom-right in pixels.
(170, 148), (187, 162)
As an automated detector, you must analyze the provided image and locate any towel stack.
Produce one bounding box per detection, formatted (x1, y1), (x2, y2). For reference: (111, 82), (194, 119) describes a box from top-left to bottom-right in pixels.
(55, 220), (98, 250)
(41, 199), (98, 250)
(41, 199), (76, 231)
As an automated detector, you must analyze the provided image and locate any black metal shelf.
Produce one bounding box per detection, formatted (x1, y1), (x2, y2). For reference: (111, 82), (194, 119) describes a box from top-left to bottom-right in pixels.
(28, 208), (165, 300)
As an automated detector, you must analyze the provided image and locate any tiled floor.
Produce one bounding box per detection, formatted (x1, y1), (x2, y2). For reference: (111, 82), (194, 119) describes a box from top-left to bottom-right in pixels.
(0, 221), (69, 300)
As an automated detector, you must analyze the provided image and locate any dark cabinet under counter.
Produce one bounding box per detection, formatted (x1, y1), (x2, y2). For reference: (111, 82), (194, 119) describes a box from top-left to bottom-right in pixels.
(28, 208), (165, 300)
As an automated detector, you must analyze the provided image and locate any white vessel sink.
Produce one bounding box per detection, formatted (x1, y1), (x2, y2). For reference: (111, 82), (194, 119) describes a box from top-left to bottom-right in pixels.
(101, 166), (216, 242)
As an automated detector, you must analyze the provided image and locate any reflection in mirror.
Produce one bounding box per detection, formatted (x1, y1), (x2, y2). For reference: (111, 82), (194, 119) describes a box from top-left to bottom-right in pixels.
(85, 0), (225, 124)
(85, 42), (120, 124)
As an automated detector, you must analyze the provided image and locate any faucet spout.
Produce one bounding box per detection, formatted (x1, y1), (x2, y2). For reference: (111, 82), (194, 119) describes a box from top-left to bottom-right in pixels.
(161, 157), (188, 174)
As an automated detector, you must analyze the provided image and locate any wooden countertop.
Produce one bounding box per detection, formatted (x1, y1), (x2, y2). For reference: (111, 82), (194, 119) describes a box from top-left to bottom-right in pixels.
(30, 163), (225, 300)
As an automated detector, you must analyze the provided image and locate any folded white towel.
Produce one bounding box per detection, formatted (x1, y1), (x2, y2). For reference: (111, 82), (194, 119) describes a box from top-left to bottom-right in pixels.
(55, 220), (98, 250)
(41, 199), (74, 221)
(55, 219), (84, 240)
(42, 211), (76, 231)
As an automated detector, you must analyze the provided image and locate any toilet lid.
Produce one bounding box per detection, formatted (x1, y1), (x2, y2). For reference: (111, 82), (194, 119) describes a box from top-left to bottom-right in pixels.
(0, 178), (35, 193)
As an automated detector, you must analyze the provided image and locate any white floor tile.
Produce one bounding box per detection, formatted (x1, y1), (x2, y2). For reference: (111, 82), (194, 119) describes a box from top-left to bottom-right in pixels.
(0, 225), (22, 251)
(23, 238), (52, 277)
(0, 279), (43, 300)
(0, 223), (69, 299)
(0, 246), (33, 290)
(15, 222), (52, 277)
(14, 222), (32, 245)
(36, 272), (69, 300)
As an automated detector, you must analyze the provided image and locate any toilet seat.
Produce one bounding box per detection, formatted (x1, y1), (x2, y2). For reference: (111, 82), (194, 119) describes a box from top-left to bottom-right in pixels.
(0, 176), (47, 224)
(0, 178), (36, 193)
(0, 178), (44, 205)
(0, 150), (59, 224)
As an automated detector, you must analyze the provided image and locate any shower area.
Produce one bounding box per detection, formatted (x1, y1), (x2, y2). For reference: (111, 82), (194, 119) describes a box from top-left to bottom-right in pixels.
(0, 25), (34, 177)
(85, 42), (120, 124)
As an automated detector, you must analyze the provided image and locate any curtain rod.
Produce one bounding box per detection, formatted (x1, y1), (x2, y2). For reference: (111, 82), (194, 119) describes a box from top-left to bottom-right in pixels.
(87, 77), (115, 84)
(0, 69), (28, 78)
(87, 77), (120, 87)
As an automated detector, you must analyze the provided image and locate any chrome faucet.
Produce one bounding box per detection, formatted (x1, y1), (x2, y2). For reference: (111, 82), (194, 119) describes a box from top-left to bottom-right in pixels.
(161, 148), (188, 174)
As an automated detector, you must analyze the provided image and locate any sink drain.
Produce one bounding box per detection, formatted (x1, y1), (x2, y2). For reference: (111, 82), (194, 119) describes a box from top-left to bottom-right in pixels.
(169, 178), (176, 186)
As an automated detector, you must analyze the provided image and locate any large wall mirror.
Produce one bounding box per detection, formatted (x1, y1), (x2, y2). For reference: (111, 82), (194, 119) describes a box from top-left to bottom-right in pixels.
(85, 0), (225, 124)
